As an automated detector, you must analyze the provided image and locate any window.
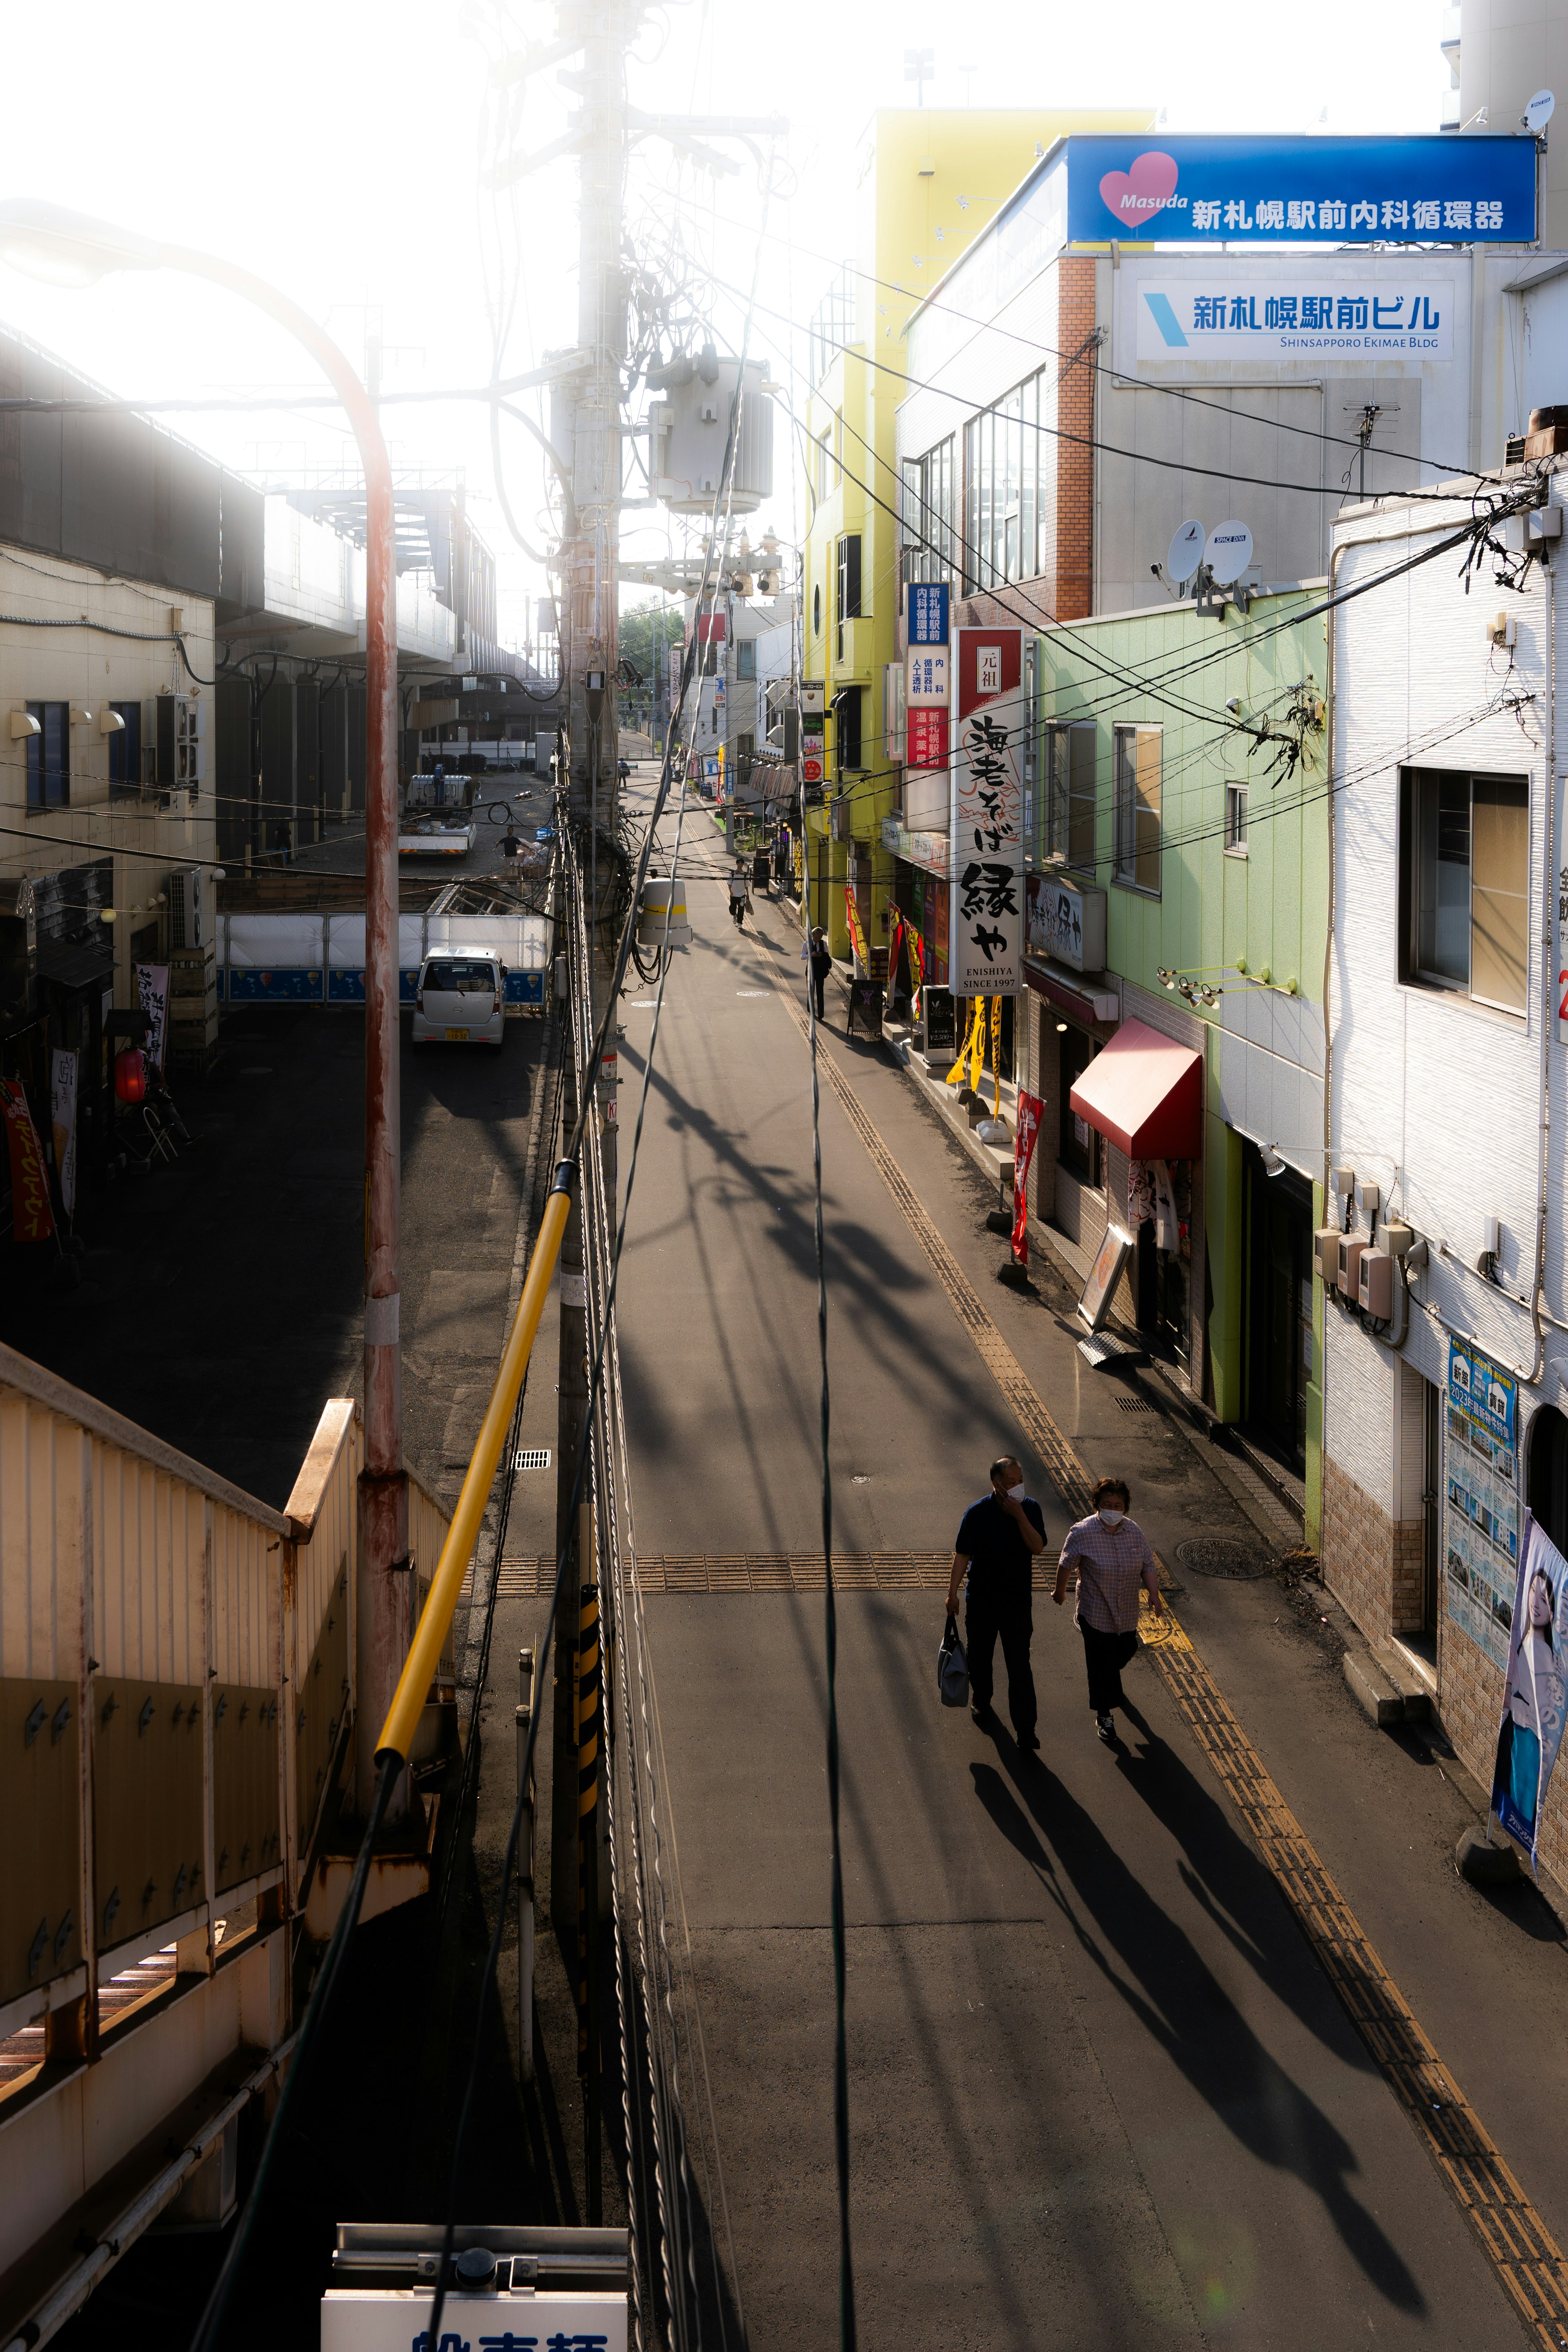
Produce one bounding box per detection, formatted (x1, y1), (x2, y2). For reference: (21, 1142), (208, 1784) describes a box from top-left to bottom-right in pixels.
(1225, 782), (1248, 855)
(736, 639), (756, 681)
(1112, 725), (1161, 893)
(1059, 1025), (1100, 1185)
(835, 533), (862, 661)
(813, 583), (822, 638)
(24, 701), (69, 811)
(814, 432), (831, 505)
(833, 412), (844, 490)
(835, 687), (862, 772)
(903, 437), (955, 586)
(808, 262), (856, 387)
(108, 700), (143, 796)
(962, 368), (1050, 594)
(1400, 765), (1529, 1013)
(1042, 723), (1098, 871)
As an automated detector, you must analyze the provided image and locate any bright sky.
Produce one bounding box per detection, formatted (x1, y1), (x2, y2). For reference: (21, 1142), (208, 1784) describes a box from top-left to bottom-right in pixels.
(0, 0), (1449, 644)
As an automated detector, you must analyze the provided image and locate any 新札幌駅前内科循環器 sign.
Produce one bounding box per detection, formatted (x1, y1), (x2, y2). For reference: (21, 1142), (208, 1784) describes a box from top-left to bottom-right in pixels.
(1065, 134), (1536, 247)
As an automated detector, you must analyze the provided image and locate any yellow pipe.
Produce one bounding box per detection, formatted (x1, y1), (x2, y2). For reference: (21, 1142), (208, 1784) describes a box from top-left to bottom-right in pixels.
(375, 1181), (573, 1765)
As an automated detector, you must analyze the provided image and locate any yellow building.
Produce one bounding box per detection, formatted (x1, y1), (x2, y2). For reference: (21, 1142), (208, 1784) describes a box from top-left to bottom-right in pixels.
(799, 106), (1155, 961)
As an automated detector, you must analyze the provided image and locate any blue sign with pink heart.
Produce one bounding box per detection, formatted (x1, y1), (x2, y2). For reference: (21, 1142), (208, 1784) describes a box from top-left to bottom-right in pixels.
(1064, 134), (1536, 245)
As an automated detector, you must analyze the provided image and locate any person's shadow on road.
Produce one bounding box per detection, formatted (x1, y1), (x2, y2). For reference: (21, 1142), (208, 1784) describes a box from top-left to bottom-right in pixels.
(968, 1728), (1425, 2321)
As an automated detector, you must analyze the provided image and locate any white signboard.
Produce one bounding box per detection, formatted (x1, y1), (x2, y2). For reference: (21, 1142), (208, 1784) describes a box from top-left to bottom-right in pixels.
(136, 962), (169, 1074)
(1027, 875), (1106, 975)
(321, 2289), (628, 2351)
(50, 1048), (78, 1220)
(906, 646), (950, 708)
(949, 626), (1025, 997)
(1137, 279), (1452, 363)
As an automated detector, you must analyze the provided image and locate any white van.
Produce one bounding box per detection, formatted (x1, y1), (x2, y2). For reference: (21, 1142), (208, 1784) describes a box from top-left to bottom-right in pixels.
(412, 949), (505, 1048)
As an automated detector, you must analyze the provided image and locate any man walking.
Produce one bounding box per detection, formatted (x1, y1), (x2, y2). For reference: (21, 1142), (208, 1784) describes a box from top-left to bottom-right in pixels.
(807, 926), (833, 1024)
(1054, 1476), (1163, 1743)
(946, 1455), (1046, 1755)
(728, 858), (753, 930)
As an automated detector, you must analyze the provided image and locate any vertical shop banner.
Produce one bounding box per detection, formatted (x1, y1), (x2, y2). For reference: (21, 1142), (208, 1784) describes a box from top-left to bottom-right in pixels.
(50, 1049), (78, 1222)
(843, 887), (870, 970)
(1491, 1515), (1568, 1869)
(949, 628), (1024, 997)
(1011, 1090), (1043, 1266)
(1443, 1337), (1520, 1668)
(906, 707), (949, 770)
(137, 962), (169, 1074)
(0, 1077), (55, 1242)
(906, 925), (925, 1008)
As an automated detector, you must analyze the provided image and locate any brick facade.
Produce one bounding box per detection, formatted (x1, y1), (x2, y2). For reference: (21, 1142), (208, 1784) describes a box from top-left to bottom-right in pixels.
(1321, 1452), (1406, 1644)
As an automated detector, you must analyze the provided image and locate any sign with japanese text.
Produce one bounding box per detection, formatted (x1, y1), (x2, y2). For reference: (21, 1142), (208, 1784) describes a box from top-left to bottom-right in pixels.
(0, 1076), (54, 1243)
(949, 627), (1024, 997)
(1138, 279), (1453, 363)
(136, 962), (169, 1075)
(906, 646), (950, 708)
(1025, 871), (1107, 974)
(906, 707), (949, 770)
(1491, 1513), (1568, 1872)
(1444, 1336), (1519, 1671)
(1067, 134), (1536, 246)
(50, 1049), (78, 1222)
(320, 2289), (628, 2350)
(907, 582), (949, 645)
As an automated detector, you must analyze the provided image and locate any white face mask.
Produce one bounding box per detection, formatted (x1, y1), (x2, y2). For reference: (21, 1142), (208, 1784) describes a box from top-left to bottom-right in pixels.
(1098, 1507), (1125, 1529)
(1007, 1482), (1025, 1501)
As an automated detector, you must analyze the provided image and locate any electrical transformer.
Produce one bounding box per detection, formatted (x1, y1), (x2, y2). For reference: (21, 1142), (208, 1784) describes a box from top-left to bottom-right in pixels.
(652, 354), (774, 514)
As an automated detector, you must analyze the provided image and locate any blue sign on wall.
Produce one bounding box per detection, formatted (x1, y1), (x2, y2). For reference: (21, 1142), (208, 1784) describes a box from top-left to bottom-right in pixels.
(1065, 135), (1537, 247)
(907, 582), (949, 645)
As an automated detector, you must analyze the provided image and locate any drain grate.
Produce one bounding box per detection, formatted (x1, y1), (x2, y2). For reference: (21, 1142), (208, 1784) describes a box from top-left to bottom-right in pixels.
(1176, 1535), (1276, 1580)
(1115, 1394), (1159, 1415)
(514, 1448), (552, 1472)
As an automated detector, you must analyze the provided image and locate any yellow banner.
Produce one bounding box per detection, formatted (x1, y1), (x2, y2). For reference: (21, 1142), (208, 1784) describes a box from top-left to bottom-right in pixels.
(844, 886), (869, 968)
(948, 996), (986, 1090)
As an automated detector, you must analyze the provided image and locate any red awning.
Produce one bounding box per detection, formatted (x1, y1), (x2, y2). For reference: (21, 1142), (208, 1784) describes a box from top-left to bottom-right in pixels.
(1069, 1017), (1203, 1159)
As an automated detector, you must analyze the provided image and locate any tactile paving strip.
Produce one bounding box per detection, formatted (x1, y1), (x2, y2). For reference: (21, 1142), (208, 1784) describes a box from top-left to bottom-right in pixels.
(754, 926), (1568, 2346)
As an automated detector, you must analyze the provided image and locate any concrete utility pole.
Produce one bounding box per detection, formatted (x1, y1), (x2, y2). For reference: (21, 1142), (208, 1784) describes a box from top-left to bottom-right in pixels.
(550, 0), (629, 1934)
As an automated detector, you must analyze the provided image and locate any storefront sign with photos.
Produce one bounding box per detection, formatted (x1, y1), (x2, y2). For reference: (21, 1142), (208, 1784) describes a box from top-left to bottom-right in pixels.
(1444, 1336), (1520, 1670)
(949, 627), (1024, 996)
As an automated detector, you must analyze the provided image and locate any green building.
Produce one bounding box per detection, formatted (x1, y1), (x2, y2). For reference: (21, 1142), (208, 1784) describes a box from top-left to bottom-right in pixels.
(1022, 590), (1329, 1535)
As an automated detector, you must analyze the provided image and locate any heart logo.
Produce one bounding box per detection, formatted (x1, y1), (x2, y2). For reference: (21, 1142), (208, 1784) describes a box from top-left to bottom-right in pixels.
(1098, 149), (1179, 226)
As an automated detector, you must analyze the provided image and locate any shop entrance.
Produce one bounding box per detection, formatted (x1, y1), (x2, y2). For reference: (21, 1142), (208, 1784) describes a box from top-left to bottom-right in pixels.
(1244, 1146), (1311, 1477)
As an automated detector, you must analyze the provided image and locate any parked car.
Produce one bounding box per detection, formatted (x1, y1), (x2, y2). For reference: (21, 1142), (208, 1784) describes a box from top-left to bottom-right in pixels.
(412, 950), (505, 1048)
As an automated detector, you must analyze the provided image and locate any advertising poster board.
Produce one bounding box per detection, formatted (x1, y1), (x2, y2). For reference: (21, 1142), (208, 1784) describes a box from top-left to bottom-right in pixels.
(1491, 1514), (1568, 1869)
(1077, 1224), (1133, 1335)
(1444, 1337), (1519, 1670)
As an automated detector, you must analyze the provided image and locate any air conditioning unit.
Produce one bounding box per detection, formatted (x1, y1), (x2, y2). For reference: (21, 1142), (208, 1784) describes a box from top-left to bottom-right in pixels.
(155, 693), (204, 794)
(166, 866), (207, 950)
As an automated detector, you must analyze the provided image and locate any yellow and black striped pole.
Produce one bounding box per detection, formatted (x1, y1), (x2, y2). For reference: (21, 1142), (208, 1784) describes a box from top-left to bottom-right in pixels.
(575, 1579), (602, 2225)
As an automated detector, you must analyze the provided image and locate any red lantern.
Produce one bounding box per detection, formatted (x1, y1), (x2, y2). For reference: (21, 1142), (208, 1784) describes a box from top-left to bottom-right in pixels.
(114, 1047), (147, 1105)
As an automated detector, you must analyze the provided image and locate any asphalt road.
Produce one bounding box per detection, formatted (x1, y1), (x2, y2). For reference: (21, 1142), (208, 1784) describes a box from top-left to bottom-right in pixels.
(599, 778), (1564, 2350)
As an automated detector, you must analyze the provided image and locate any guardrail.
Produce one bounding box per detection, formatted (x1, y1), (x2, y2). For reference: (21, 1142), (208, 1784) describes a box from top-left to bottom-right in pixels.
(0, 1348), (454, 2348)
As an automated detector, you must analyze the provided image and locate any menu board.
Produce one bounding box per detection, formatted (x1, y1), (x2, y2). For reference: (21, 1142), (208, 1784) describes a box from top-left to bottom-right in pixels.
(1444, 1336), (1519, 1669)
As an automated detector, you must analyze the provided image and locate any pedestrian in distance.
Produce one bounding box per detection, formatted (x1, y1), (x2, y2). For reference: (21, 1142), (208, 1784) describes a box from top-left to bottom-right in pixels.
(728, 858), (752, 930)
(1054, 1476), (1163, 1744)
(500, 824), (523, 861)
(945, 1454), (1047, 1756)
(807, 926), (833, 1023)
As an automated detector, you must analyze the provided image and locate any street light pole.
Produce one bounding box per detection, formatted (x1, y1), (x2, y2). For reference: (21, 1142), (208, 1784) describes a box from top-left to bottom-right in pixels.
(0, 204), (408, 1820)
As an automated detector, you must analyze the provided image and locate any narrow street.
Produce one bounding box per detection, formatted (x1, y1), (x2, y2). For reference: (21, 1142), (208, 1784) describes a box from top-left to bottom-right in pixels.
(600, 784), (1568, 2349)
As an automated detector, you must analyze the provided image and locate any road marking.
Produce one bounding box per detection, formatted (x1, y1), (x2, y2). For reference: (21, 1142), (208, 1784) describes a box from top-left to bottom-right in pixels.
(492, 1551), (1057, 1597)
(753, 924), (1568, 2347)
(735, 989), (771, 998)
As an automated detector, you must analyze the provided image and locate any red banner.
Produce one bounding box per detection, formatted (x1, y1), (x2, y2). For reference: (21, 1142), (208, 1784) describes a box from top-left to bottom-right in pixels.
(906, 706), (949, 770)
(1011, 1089), (1043, 1267)
(0, 1076), (55, 1243)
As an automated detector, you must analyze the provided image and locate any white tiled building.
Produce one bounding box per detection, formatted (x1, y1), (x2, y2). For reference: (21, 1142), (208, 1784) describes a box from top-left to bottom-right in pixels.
(1324, 463), (1568, 1892)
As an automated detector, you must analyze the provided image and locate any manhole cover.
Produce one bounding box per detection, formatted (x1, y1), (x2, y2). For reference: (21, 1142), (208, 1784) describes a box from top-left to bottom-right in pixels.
(1175, 1536), (1277, 1580)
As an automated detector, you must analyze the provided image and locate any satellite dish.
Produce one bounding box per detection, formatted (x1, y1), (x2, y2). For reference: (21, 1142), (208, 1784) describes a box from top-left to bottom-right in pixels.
(1166, 519), (1205, 584)
(1206, 519), (1254, 586)
(1526, 88), (1555, 134)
